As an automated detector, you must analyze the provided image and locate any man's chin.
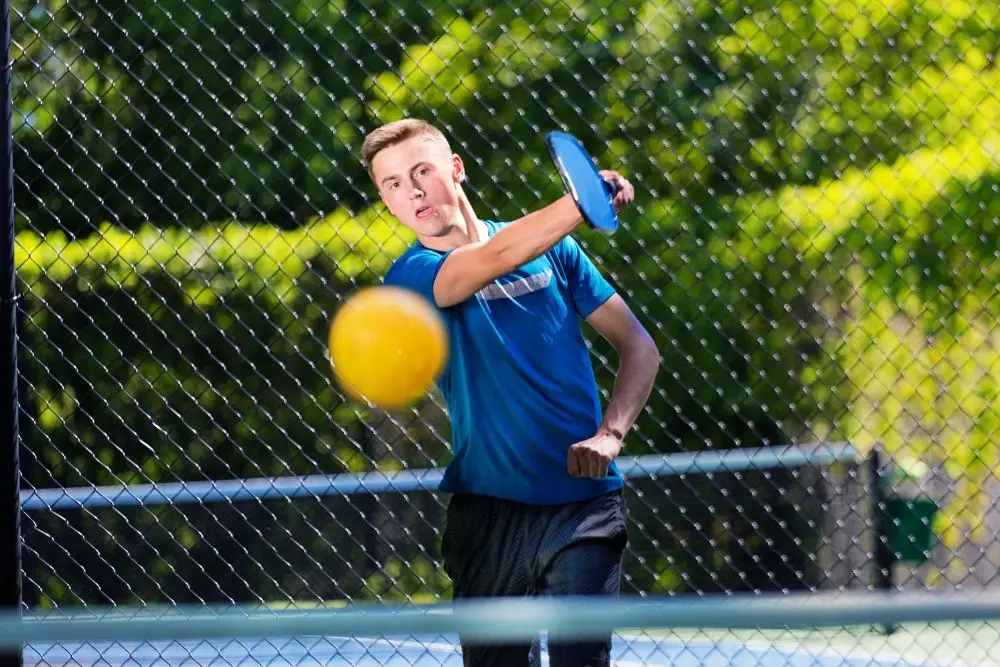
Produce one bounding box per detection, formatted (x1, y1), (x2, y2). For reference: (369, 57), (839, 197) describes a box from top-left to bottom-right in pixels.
(416, 217), (455, 238)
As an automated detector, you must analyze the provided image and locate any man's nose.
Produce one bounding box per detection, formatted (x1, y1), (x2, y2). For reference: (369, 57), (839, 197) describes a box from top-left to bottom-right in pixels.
(409, 185), (425, 200)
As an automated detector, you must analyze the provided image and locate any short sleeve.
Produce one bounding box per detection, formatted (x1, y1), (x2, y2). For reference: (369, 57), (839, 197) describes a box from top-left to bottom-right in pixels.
(555, 236), (616, 317)
(383, 247), (451, 308)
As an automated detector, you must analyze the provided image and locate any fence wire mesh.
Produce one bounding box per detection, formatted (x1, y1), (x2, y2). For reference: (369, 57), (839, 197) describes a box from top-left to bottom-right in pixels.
(8, 0), (1000, 664)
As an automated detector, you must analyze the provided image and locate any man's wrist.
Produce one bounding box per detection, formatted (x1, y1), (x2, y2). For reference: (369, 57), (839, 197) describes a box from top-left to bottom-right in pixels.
(599, 425), (625, 441)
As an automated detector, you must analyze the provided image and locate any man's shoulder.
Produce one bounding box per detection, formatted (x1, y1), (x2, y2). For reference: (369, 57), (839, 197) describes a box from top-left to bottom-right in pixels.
(387, 242), (440, 272)
(384, 242), (452, 296)
(485, 219), (510, 232)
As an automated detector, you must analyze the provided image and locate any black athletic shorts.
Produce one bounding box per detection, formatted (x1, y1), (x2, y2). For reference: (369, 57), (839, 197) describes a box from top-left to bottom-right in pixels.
(441, 489), (629, 667)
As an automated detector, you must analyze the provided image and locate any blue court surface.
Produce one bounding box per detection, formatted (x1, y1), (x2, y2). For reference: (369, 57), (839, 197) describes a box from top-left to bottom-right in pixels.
(24, 634), (948, 667)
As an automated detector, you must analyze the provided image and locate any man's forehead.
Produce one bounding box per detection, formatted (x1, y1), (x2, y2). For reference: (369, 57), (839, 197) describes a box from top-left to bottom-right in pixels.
(375, 136), (450, 171)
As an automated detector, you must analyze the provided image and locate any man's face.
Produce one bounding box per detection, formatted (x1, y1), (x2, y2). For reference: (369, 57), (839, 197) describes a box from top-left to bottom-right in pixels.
(371, 135), (465, 237)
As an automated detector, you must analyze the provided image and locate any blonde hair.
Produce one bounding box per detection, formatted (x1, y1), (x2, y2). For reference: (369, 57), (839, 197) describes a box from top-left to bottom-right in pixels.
(361, 119), (451, 180)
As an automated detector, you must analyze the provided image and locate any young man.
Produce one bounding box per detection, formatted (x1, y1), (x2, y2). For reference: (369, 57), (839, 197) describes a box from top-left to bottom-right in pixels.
(361, 119), (659, 667)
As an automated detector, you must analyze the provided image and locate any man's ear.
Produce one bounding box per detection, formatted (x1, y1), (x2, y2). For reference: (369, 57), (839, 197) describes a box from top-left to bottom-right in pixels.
(452, 153), (466, 183)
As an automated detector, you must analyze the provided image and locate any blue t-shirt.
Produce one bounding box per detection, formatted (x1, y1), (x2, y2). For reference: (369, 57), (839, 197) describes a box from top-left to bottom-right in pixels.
(383, 220), (623, 505)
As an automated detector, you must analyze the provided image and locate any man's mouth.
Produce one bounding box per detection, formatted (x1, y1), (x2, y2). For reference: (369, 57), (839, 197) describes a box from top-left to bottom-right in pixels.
(415, 205), (435, 220)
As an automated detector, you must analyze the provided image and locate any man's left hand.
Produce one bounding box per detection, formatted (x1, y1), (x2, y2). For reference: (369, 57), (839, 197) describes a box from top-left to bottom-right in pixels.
(567, 430), (623, 478)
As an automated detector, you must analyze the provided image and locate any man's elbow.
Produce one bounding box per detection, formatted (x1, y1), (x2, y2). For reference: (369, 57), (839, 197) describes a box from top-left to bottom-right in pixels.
(432, 242), (517, 308)
(625, 326), (659, 366)
(487, 240), (525, 277)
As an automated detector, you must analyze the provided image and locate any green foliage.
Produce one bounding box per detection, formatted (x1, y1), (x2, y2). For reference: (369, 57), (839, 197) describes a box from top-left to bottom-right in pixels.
(16, 207), (427, 485)
(361, 555), (452, 602)
(13, 0), (1000, 603)
(16, 210), (452, 605)
(19, 129), (1000, 601)
(13, 0), (998, 235)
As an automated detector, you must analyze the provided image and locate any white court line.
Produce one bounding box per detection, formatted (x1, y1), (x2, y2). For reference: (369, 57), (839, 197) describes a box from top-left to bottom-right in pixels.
(615, 632), (972, 667)
(339, 634), (962, 667)
(345, 636), (650, 666)
(26, 635), (962, 667)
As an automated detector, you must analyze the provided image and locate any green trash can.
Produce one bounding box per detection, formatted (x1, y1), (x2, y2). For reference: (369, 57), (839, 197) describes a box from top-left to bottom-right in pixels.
(884, 459), (939, 565)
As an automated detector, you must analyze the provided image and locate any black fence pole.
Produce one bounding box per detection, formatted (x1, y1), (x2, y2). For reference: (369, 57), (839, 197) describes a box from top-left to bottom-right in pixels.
(0, 0), (22, 664)
(868, 446), (897, 635)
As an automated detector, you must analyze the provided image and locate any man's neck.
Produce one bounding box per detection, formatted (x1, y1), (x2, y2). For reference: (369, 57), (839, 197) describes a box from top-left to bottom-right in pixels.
(418, 188), (488, 252)
(419, 217), (488, 252)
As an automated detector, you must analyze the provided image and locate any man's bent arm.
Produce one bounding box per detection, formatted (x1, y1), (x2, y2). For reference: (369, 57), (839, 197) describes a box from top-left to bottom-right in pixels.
(586, 295), (659, 442)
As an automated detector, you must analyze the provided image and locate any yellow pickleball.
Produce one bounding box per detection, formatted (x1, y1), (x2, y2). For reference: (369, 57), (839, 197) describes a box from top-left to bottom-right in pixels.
(328, 286), (448, 409)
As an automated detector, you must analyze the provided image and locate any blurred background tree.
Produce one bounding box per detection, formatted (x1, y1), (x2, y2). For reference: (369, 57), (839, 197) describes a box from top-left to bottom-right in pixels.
(12, 0), (1000, 602)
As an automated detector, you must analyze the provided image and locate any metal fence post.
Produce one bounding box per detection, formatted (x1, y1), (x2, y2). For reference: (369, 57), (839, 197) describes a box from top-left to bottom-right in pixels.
(868, 446), (896, 635)
(0, 0), (23, 665)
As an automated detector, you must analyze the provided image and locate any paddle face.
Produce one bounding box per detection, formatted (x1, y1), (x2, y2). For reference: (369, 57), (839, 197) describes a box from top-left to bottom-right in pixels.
(545, 131), (619, 233)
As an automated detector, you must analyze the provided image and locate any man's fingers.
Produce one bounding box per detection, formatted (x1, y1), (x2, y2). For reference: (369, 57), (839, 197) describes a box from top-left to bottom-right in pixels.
(567, 445), (581, 477)
(600, 170), (626, 194)
(600, 171), (634, 212)
(569, 442), (615, 477)
(619, 179), (634, 202)
(456, 186), (477, 229)
(594, 451), (610, 477)
(570, 445), (598, 477)
(612, 188), (632, 212)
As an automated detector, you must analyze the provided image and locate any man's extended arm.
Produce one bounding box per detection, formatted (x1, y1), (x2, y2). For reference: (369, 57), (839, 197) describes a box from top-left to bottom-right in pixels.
(433, 171), (634, 307)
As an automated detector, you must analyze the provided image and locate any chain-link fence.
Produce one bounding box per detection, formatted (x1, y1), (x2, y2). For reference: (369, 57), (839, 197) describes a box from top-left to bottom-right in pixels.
(7, 0), (1000, 664)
